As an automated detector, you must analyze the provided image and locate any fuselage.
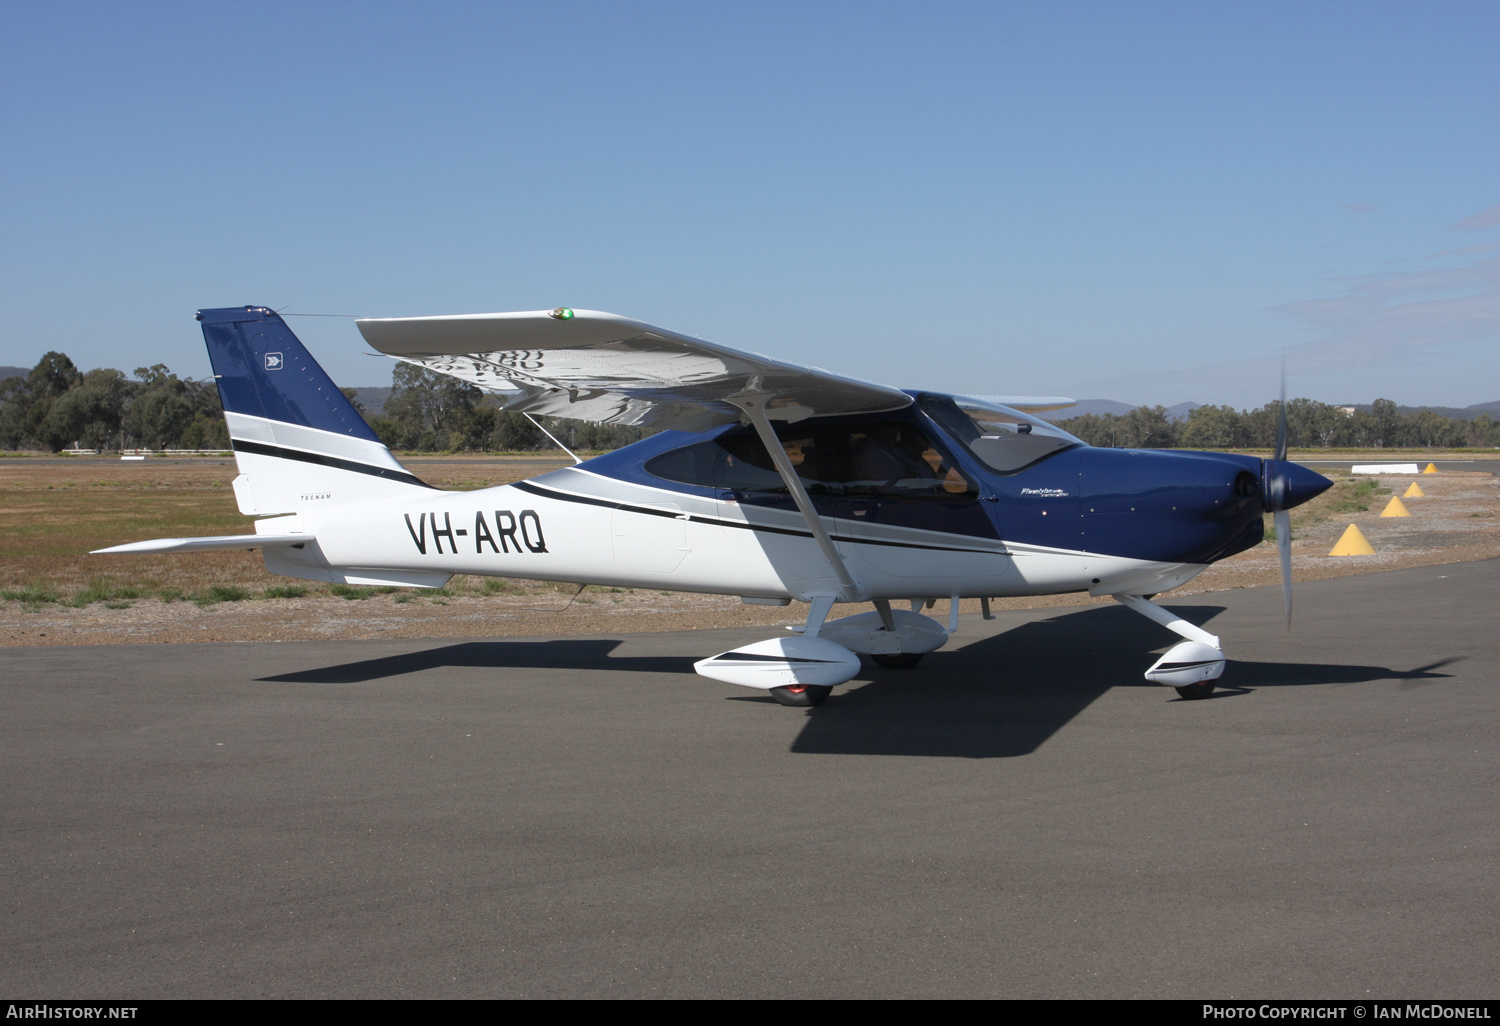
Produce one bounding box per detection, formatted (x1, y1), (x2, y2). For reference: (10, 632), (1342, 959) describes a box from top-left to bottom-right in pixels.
(296, 392), (1313, 604)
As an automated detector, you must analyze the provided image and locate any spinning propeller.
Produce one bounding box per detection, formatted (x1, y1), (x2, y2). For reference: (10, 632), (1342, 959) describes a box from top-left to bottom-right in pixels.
(1261, 365), (1329, 629)
(1268, 378), (1293, 627)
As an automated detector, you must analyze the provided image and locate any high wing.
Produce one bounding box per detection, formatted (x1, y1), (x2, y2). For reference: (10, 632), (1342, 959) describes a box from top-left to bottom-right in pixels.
(968, 395), (1076, 414)
(355, 309), (913, 431)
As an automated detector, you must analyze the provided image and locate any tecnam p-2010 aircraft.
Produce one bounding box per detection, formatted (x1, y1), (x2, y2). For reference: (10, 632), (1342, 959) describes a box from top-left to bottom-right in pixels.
(97, 305), (1331, 706)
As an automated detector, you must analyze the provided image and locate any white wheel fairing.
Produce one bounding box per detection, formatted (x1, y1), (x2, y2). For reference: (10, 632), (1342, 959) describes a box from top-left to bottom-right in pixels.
(1144, 641), (1226, 686)
(693, 637), (862, 689)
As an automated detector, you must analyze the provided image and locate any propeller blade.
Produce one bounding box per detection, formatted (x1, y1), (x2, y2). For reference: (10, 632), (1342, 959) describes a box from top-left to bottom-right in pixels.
(1275, 356), (1288, 462)
(1276, 507), (1292, 629)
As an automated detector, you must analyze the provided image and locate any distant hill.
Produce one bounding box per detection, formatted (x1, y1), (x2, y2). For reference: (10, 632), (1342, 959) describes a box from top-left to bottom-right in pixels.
(0, 366), (28, 383)
(1040, 399), (1500, 423)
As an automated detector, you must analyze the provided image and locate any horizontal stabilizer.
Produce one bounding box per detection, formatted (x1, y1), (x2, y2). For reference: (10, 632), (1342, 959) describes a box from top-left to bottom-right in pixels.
(92, 534), (315, 555)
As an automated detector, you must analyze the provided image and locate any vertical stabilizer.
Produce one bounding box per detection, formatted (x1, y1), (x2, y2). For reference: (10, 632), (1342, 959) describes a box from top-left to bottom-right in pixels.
(198, 306), (428, 515)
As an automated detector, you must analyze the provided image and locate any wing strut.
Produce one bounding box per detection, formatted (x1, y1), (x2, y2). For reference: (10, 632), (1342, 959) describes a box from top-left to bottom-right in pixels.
(524, 413), (582, 465)
(733, 395), (861, 603)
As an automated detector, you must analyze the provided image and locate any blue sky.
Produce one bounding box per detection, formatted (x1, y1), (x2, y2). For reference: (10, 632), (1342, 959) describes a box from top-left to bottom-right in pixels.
(2, 1), (1496, 408)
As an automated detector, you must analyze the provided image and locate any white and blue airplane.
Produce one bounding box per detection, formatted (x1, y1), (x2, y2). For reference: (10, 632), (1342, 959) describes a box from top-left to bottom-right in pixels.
(96, 305), (1331, 706)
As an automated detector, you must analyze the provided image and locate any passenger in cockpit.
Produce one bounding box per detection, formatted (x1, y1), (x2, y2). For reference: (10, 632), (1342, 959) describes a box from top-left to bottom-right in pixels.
(853, 424), (940, 492)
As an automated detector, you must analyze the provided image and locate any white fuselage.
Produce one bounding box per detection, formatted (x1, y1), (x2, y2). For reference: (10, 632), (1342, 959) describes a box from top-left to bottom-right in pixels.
(282, 466), (1207, 603)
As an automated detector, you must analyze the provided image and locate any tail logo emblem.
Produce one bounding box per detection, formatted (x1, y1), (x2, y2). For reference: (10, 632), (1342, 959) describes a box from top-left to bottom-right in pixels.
(265, 352), (283, 370)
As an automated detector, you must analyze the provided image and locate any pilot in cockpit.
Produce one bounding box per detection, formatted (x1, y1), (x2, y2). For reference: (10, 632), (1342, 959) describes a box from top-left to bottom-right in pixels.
(853, 424), (941, 492)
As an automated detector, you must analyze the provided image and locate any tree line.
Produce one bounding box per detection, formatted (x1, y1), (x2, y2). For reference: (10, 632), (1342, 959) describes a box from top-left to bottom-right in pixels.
(0, 354), (655, 453)
(1051, 398), (1500, 450)
(0, 353), (229, 451)
(5, 351), (1495, 453)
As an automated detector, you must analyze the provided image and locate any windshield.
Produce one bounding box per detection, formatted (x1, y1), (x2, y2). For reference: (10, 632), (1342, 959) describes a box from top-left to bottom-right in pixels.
(917, 393), (1083, 473)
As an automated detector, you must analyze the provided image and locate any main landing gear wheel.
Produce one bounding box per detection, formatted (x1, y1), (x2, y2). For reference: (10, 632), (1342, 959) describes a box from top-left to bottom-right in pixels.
(1174, 681), (1217, 700)
(769, 684), (833, 707)
(871, 653), (924, 669)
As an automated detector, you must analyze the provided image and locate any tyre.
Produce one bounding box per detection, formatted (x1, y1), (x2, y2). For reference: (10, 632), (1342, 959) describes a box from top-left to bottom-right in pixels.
(871, 652), (924, 669)
(1174, 681), (1216, 700)
(769, 684), (833, 707)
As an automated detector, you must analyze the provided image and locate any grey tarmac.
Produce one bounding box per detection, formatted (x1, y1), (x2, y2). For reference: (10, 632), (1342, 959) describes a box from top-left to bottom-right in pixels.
(2, 559), (1496, 999)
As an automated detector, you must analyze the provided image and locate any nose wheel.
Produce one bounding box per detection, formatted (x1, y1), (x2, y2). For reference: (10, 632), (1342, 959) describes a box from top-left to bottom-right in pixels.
(769, 684), (833, 707)
(1174, 681), (1217, 700)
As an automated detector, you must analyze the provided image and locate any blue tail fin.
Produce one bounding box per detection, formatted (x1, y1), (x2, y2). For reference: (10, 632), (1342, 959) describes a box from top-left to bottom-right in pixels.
(198, 306), (379, 440)
(198, 306), (427, 515)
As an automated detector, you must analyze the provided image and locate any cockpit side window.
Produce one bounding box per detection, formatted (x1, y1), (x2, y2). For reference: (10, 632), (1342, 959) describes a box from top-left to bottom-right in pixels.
(917, 393), (1083, 474)
(644, 420), (978, 501)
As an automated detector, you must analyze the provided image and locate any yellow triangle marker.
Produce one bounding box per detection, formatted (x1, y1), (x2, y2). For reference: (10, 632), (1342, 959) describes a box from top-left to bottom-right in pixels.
(1423, 462), (1439, 474)
(1379, 496), (1411, 517)
(1404, 482), (1425, 498)
(1330, 524), (1375, 555)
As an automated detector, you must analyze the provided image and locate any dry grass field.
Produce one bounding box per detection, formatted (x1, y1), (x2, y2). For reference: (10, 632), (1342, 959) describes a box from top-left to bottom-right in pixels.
(0, 455), (573, 604)
(1, 451), (1496, 646)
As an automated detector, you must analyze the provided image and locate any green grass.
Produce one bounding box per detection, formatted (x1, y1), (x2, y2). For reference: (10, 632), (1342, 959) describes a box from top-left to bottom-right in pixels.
(328, 584), (374, 601)
(262, 584), (308, 599)
(1329, 477), (1390, 514)
(193, 584), (249, 606)
(2, 584), (60, 610)
(66, 580), (146, 607)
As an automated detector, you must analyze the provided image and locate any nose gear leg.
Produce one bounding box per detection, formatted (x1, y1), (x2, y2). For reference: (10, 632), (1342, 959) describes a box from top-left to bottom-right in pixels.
(1114, 594), (1226, 699)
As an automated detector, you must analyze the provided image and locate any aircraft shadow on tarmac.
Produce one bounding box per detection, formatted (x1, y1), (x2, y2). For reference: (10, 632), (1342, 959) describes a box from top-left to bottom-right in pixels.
(257, 639), (698, 684)
(788, 604), (1460, 759)
(257, 606), (1457, 760)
